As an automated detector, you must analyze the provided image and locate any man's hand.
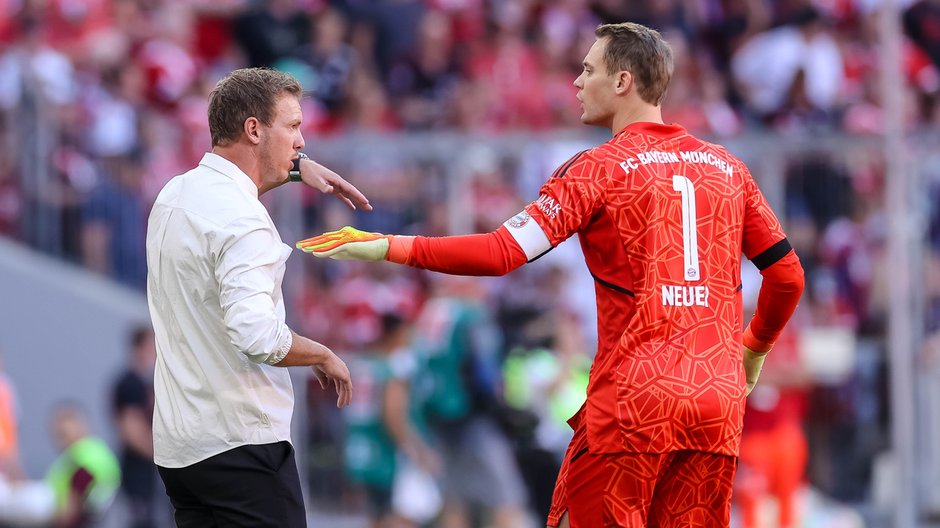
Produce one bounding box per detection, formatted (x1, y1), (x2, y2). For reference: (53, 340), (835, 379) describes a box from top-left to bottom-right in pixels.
(312, 350), (353, 408)
(296, 226), (390, 261)
(300, 158), (373, 211)
(743, 346), (768, 396)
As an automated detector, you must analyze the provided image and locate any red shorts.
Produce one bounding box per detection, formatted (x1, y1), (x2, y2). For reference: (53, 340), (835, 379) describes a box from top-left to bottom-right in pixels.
(547, 420), (737, 528)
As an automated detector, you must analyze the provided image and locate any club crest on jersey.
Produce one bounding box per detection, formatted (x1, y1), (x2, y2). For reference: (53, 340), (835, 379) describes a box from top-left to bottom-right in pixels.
(508, 211), (531, 228)
(535, 195), (561, 219)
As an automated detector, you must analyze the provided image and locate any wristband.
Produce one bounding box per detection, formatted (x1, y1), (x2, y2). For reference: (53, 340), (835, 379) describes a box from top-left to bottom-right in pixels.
(289, 152), (309, 182)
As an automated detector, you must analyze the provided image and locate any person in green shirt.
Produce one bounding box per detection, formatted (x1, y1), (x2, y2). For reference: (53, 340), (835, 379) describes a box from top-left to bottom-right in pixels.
(45, 402), (121, 528)
(410, 277), (527, 528)
(0, 402), (120, 528)
(343, 312), (440, 528)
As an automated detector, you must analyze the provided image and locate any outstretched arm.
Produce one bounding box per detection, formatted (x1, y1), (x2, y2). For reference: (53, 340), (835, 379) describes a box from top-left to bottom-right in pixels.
(298, 151), (605, 275)
(388, 227), (528, 276)
(297, 225), (529, 276)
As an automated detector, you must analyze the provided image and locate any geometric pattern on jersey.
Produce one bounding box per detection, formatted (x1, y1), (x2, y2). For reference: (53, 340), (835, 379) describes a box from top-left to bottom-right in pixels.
(547, 415), (736, 527)
(525, 122), (787, 457)
(643, 451), (737, 528)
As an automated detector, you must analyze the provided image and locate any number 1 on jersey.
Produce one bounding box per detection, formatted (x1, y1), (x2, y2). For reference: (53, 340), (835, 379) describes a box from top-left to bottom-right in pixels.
(672, 175), (700, 281)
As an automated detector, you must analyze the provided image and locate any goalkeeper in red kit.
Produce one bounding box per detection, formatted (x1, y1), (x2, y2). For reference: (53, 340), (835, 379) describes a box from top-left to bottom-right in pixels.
(298, 22), (804, 528)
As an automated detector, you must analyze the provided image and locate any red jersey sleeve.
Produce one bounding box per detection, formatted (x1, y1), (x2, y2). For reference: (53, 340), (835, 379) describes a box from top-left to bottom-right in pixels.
(521, 150), (608, 248)
(393, 228), (528, 276)
(744, 250), (804, 352)
(741, 166), (788, 262)
(739, 164), (805, 351)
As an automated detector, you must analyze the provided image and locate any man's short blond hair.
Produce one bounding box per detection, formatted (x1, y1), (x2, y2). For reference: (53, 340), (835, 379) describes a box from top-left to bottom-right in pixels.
(595, 23), (674, 106)
(208, 68), (303, 147)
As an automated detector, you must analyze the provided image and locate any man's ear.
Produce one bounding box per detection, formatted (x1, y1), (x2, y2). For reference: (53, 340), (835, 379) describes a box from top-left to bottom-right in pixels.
(615, 71), (633, 95)
(244, 117), (262, 145)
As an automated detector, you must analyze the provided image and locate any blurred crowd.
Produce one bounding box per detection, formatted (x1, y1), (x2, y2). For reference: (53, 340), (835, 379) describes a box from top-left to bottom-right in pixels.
(3, 0), (940, 526)
(2, 0), (940, 283)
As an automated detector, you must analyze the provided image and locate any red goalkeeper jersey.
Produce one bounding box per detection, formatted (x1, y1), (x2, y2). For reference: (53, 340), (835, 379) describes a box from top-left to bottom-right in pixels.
(510, 122), (789, 456)
(394, 121), (799, 457)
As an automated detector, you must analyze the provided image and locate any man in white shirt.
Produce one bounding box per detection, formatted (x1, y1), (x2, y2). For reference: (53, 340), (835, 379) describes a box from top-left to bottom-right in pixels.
(146, 68), (367, 527)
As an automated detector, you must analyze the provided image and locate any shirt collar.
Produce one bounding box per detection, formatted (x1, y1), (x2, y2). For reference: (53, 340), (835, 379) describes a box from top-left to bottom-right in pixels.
(199, 152), (259, 199)
(617, 121), (687, 140)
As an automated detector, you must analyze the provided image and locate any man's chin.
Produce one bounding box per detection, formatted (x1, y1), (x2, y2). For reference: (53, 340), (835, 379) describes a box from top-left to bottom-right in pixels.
(580, 114), (601, 127)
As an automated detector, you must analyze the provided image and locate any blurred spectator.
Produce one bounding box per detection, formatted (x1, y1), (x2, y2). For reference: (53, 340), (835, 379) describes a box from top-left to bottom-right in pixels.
(662, 28), (743, 137)
(904, 0), (940, 71)
(0, 149), (19, 237)
(786, 155), (854, 233)
(0, 353), (20, 480)
(463, 11), (551, 130)
(0, 403), (120, 528)
(343, 312), (442, 528)
(462, 146), (522, 233)
(0, 15), (76, 111)
(330, 263), (425, 350)
(735, 268), (812, 528)
(80, 155), (148, 290)
(629, 0), (696, 35)
(387, 9), (462, 130)
(342, 69), (401, 131)
(110, 326), (160, 528)
(85, 62), (144, 159)
(28, 0), (112, 56)
(288, 8), (359, 123)
(412, 276), (529, 528)
(731, 6), (844, 124)
(233, 0), (311, 68)
(501, 307), (591, 523)
(135, 4), (200, 110)
(698, 0), (772, 74)
(45, 403), (121, 528)
(338, 0), (426, 77)
(0, 14), (78, 255)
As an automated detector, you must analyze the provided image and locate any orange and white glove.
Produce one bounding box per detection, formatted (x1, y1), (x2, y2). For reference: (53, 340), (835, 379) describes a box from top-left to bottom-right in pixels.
(296, 226), (391, 261)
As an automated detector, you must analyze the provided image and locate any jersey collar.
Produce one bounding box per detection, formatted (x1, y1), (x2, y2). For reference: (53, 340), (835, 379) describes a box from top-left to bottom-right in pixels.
(616, 121), (687, 140)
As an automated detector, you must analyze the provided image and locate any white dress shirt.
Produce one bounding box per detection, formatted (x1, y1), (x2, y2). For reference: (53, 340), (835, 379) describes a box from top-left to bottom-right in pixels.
(146, 153), (295, 468)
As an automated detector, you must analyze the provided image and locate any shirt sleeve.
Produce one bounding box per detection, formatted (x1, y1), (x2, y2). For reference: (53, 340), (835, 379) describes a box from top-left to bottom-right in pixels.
(741, 166), (789, 263)
(401, 227), (529, 276)
(215, 217), (293, 365)
(517, 150), (607, 252)
(740, 165), (805, 352)
(744, 250), (805, 352)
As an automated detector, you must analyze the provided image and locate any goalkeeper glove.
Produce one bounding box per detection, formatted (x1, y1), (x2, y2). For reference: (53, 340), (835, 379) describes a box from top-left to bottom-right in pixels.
(742, 346), (768, 396)
(296, 226), (391, 261)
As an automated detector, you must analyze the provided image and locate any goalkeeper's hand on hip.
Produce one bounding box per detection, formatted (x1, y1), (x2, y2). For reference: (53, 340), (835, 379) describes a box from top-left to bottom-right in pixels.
(296, 226), (390, 261)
